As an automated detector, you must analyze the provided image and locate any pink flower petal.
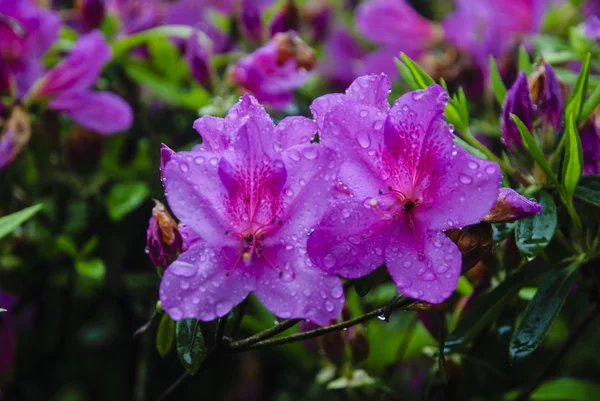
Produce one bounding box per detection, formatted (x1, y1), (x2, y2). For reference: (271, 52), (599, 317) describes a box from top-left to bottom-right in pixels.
(160, 244), (254, 321)
(386, 228), (461, 304)
(307, 198), (393, 278)
(415, 146), (502, 230)
(163, 149), (234, 246)
(49, 91), (133, 134)
(274, 117), (318, 149)
(254, 245), (344, 325)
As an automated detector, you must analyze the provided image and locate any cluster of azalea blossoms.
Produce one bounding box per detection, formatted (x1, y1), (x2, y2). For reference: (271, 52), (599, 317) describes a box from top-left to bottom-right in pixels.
(153, 74), (542, 325)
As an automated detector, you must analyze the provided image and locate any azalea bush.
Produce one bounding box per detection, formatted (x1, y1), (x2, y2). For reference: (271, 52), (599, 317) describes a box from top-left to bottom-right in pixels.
(2, 0), (600, 400)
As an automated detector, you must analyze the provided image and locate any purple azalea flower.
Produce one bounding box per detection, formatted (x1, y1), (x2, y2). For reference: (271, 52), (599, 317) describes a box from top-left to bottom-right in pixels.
(307, 74), (502, 303)
(147, 200), (184, 269)
(318, 26), (365, 90)
(107, 0), (164, 35)
(232, 32), (314, 110)
(186, 31), (212, 90)
(584, 16), (600, 42)
(240, 0), (263, 41)
(158, 94), (344, 324)
(356, 0), (438, 77)
(0, 291), (16, 376)
(0, 0), (60, 97)
(580, 118), (600, 176)
(483, 188), (542, 223)
(443, 0), (553, 69)
(501, 65), (564, 153)
(30, 31), (133, 135)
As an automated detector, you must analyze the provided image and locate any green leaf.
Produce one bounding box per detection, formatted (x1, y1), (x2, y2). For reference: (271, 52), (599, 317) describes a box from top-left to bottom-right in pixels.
(489, 56), (507, 105)
(147, 36), (180, 77)
(399, 52), (435, 89)
(510, 114), (559, 186)
(505, 378), (600, 401)
(562, 113), (583, 199)
(56, 235), (78, 258)
(395, 58), (419, 90)
(518, 45), (533, 75)
(0, 308), (6, 313)
(579, 83), (600, 125)
(75, 258), (106, 281)
(112, 25), (196, 58)
(566, 53), (591, 123)
(515, 192), (557, 257)
(446, 261), (546, 348)
(106, 181), (150, 221)
(175, 319), (206, 375)
(510, 264), (578, 359)
(156, 313), (176, 358)
(574, 175), (600, 207)
(0, 204), (43, 240)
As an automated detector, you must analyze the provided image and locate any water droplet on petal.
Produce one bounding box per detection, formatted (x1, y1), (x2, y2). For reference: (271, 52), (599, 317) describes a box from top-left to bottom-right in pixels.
(180, 281), (190, 290)
(422, 271), (436, 281)
(170, 262), (198, 278)
(194, 156), (204, 165)
(485, 165), (497, 174)
(215, 300), (232, 317)
(302, 147), (318, 160)
(459, 174), (473, 184)
(356, 131), (371, 149)
(323, 254), (336, 268)
(331, 286), (343, 299)
(467, 160), (479, 170)
(169, 307), (183, 320)
(325, 301), (334, 312)
(209, 157), (218, 166)
(179, 162), (189, 172)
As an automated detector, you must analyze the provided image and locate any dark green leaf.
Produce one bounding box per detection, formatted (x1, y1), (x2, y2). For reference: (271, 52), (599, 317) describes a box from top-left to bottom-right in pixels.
(75, 258), (106, 281)
(505, 378), (600, 401)
(510, 265), (578, 359)
(579, 83), (600, 125)
(515, 192), (557, 257)
(562, 113), (583, 199)
(510, 114), (559, 186)
(106, 181), (150, 221)
(489, 56), (507, 105)
(566, 53), (591, 123)
(175, 319), (206, 375)
(56, 235), (77, 257)
(156, 313), (176, 358)
(0, 204), (43, 240)
(518, 45), (532, 75)
(446, 261), (546, 348)
(147, 37), (180, 77)
(574, 175), (600, 207)
(399, 52), (435, 89)
(355, 274), (376, 297)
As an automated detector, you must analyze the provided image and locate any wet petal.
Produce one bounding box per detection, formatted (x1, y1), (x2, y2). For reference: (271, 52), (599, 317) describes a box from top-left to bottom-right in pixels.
(386, 228), (461, 304)
(416, 146), (501, 230)
(49, 91), (133, 135)
(274, 117), (318, 149)
(254, 246), (344, 325)
(307, 198), (393, 278)
(163, 150), (233, 246)
(483, 188), (542, 223)
(160, 244), (254, 321)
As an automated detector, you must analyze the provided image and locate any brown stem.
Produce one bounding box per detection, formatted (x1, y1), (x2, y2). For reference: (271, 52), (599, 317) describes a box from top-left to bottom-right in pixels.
(513, 303), (600, 401)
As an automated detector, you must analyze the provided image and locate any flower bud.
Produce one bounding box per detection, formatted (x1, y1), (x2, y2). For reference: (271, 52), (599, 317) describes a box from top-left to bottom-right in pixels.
(146, 200), (183, 269)
(304, 4), (330, 43)
(501, 72), (534, 152)
(186, 32), (212, 91)
(348, 325), (369, 364)
(269, 0), (300, 37)
(240, 0), (263, 42)
(445, 223), (493, 273)
(0, 106), (31, 170)
(528, 62), (565, 135)
(483, 188), (542, 223)
(579, 107), (600, 176)
(76, 0), (106, 30)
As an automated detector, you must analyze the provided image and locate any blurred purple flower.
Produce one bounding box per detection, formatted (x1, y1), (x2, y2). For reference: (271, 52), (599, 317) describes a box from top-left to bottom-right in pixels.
(584, 16), (600, 42)
(159, 94), (344, 324)
(483, 188), (542, 223)
(318, 26), (364, 89)
(501, 72), (534, 152)
(0, 0), (60, 97)
(147, 200), (184, 270)
(356, 0), (438, 77)
(76, 0), (107, 31)
(232, 32), (315, 110)
(107, 0), (163, 35)
(240, 0), (263, 41)
(307, 75), (501, 304)
(307, 5), (331, 43)
(186, 31), (212, 91)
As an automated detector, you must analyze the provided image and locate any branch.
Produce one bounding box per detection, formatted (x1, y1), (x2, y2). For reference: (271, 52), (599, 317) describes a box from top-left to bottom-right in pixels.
(228, 296), (415, 352)
(513, 303), (600, 401)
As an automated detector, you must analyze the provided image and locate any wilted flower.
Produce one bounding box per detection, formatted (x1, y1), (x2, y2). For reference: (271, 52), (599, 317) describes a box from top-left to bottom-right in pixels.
(147, 200), (184, 270)
(483, 188), (542, 223)
(356, 0), (438, 77)
(307, 74), (502, 303)
(0, 106), (31, 169)
(232, 32), (315, 109)
(159, 94), (344, 324)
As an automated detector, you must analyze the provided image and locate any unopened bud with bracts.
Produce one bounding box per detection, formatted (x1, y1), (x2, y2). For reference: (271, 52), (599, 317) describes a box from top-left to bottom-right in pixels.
(146, 200), (183, 270)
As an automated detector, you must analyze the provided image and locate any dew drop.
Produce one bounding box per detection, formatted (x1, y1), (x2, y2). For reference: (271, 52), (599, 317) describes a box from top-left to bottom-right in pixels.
(194, 156), (204, 165)
(325, 301), (335, 312)
(179, 281), (190, 290)
(467, 160), (479, 170)
(215, 300), (232, 317)
(323, 254), (336, 268)
(459, 174), (473, 184)
(422, 271), (436, 281)
(331, 286), (343, 299)
(302, 147), (318, 160)
(359, 109), (369, 118)
(169, 307), (183, 320)
(170, 262), (198, 278)
(289, 149), (301, 161)
(403, 261), (412, 268)
(485, 165), (497, 174)
(209, 157), (218, 166)
(356, 131), (371, 149)
(179, 162), (189, 172)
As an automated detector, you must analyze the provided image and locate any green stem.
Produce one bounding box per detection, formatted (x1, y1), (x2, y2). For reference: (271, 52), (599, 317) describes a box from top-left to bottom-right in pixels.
(112, 25), (210, 58)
